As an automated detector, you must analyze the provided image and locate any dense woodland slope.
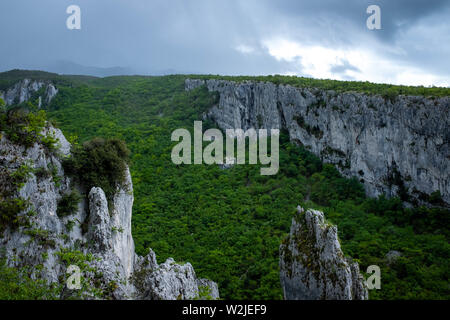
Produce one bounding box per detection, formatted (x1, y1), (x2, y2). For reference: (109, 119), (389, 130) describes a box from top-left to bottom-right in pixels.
(1, 70), (449, 299)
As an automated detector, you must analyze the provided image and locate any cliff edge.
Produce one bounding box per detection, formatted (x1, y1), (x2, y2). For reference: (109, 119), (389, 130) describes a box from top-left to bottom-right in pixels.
(279, 206), (368, 300)
(0, 122), (219, 300)
(186, 78), (449, 205)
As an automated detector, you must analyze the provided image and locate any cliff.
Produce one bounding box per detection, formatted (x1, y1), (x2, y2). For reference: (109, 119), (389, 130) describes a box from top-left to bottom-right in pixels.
(280, 206), (368, 300)
(186, 79), (449, 205)
(0, 125), (219, 300)
(0, 78), (58, 107)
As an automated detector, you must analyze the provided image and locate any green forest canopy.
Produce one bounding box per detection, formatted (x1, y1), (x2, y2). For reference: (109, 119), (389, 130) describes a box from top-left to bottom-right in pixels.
(1, 71), (449, 300)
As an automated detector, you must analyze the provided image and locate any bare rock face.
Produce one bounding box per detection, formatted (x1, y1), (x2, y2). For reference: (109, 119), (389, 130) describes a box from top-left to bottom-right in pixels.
(133, 251), (210, 300)
(0, 79), (58, 106)
(186, 79), (449, 205)
(279, 206), (368, 300)
(0, 127), (80, 285)
(0, 126), (219, 300)
(385, 250), (402, 266)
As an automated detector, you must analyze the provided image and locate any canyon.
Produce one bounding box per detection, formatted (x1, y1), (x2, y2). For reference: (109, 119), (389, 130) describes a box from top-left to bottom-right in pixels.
(186, 78), (449, 205)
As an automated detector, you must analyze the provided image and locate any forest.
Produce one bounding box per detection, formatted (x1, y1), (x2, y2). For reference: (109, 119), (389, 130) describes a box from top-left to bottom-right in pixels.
(1, 72), (449, 299)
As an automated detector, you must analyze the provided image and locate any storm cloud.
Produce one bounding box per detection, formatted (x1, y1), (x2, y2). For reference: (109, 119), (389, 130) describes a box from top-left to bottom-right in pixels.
(0, 0), (448, 86)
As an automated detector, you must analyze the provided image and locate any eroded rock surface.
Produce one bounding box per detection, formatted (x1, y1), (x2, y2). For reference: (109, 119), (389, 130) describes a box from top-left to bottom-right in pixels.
(279, 206), (368, 300)
(0, 126), (218, 300)
(186, 79), (449, 204)
(0, 78), (58, 106)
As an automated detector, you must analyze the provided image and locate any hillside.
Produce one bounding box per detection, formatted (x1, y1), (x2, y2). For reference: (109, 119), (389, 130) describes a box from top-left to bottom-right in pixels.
(1, 71), (449, 300)
(0, 106), (219, 299)
(186, 78), (449, 204)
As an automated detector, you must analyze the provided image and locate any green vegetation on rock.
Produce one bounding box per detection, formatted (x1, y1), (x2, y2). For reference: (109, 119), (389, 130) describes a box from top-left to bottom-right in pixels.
(57, 190), (82, 218)
(1, 71), (448, 300)
(62, 138), (130, 205)
(191, 74), (450, 97)
(40, 74), (449, 300)
(0, 258), (60, 300)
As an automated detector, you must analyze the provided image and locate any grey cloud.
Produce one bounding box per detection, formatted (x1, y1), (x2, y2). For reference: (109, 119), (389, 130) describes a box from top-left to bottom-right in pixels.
(255, 0), (450, 42)
(0, 0), (448, 84)
(330, 59), (360, 76)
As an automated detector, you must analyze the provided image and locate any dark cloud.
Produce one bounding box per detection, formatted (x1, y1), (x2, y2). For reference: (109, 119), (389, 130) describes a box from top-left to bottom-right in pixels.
(0, 0), (448, 85)
(256, 0), (450, 41)
(330, 59), (360, 78)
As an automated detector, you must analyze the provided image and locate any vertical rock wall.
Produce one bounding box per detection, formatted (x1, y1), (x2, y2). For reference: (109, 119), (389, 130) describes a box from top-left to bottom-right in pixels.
(280, 206), (368, 300)
(186, 79), (449, 204)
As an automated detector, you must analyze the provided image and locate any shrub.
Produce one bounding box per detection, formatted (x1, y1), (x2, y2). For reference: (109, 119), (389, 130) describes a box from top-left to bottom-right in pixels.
(0, 164), (33, 231)
(63, 138), (130, 205)
(57, 190), (81, 218)
(24, 228), (55, 247)
(0, 106), (58, 153)
(0, 198), (30, 232)
(55, 248), (105, 299)
(0, 258), (60, 300)
(195, 285), (214, 300)
(9, 163), (33, 190)
(0, 108), (46, 148)
(34, 167), (51, 180)
(65, 220), (76, 232)
(429, 190), (443, 205)
(41, 133), (58, 152)
(382, 88), (398, 103)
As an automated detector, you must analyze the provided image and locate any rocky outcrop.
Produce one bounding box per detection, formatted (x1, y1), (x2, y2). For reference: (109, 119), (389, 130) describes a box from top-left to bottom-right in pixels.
(279, 206), (368, 300)
(0, 79), (58, 106)
(133, 251), (213, 300)
(385, 250), (402, 266)
(186, 79), (449, 204)
(0, 126), (218, 300)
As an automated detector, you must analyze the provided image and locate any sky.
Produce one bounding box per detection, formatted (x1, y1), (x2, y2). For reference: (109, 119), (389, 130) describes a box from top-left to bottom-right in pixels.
(0, 0), (449, 86)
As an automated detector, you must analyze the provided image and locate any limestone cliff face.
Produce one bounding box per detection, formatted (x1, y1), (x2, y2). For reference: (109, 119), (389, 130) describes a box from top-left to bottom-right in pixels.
(279, 206), (368, 300)
(186, 79), (449, 204)
(0, 126), (219, 300)
(0, 79), (58, 107)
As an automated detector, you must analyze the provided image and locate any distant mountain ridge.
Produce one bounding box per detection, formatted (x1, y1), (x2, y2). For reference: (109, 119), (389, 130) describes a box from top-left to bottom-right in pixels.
(0, 64), (185, 78)
(44, 61), (135, 78)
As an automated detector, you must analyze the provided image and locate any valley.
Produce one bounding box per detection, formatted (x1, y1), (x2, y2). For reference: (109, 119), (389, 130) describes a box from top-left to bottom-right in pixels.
(0, 70), (449, 300)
